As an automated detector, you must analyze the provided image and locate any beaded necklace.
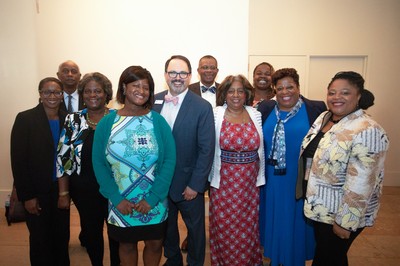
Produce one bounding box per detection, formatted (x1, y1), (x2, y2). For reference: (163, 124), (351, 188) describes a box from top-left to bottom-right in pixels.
(87, 109), (109, 127)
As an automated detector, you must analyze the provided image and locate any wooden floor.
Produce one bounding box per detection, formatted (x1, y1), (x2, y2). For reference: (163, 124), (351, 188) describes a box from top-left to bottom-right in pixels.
(1, 186), (399, 266)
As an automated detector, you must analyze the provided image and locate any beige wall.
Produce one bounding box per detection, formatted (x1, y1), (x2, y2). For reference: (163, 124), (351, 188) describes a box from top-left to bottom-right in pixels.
(0, 1), (39, 200)
(249, 0), (400, 185)
(0, 0), (249, 200)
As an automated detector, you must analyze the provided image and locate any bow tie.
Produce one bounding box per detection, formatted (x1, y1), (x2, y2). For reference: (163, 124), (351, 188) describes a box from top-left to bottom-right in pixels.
(201, 85), (216, 94)
(164, 94), (179, 106)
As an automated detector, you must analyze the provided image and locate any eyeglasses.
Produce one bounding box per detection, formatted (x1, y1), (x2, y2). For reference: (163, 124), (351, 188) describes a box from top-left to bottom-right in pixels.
(199, 65), (217, 71)
(167, 71), (190, 79)
(40, 90), (63, 97)
(227, 88), (245, 96)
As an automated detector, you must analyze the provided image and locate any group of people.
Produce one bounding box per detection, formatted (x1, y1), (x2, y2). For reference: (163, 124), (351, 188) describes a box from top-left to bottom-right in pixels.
(10, 55), (389, 266)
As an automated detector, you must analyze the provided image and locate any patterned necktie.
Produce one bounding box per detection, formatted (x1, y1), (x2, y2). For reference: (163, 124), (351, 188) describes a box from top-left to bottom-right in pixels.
(201, 85), (216, 94)
(164, 94), (179, 106)
(67, 95), (73, 113)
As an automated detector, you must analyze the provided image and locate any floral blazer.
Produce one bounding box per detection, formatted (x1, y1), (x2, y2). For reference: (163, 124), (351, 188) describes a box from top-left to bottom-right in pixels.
(302, 109), (389, 231)
(56, 109), (115, 178)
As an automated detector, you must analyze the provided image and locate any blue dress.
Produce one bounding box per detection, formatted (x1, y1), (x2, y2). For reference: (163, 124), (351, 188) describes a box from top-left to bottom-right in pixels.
(259, 104), (315, 266)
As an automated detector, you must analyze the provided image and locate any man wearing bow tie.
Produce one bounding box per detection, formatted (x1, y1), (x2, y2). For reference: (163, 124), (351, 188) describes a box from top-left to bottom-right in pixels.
(153, 55), (215, 266)
(188, 55), (219, 108)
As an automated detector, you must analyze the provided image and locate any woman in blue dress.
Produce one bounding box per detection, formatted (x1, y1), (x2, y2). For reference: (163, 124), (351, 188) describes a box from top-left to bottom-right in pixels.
(258, 68), (326, 266)
(93, 66), (176, 266)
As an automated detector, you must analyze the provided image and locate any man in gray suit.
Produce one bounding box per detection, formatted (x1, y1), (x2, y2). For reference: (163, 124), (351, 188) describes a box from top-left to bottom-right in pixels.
(188, 55), (219, 108)
(153, 55), (215, 266)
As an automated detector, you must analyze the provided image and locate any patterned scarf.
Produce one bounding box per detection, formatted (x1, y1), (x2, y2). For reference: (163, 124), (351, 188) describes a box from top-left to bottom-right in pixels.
(268, 98), (303, 175)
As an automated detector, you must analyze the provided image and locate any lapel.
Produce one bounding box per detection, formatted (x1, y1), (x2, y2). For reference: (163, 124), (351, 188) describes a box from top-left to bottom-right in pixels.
(302, 96), (323, 126)
(153, 90), (168, 113)
(34, 104), (55, 148)
(172, 90), (193, 133)
(60, 92), (84, 112)
(189, 82), (201, 96)
(60, 100), (68, 112)
(34, 104), (67, 149)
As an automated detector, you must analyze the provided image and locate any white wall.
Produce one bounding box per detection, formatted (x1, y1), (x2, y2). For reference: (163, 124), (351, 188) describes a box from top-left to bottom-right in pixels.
(34, 0), (248, 93)
(0, 0), (249, 200)
(249, 0), (400, 185)
(1, 0), (399, 202)
(0, 1), (39, 201)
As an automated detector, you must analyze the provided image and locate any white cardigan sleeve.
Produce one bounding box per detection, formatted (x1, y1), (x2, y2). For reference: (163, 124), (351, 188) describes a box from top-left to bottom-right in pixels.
(209, 105), (266, 188)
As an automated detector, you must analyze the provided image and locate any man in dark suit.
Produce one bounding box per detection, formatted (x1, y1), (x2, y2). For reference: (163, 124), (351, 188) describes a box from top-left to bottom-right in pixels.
(57, 60), (84, 113)
(188, 55), (219, 108)
(179, 55), (219, 252)
(153, 55), (215, 266)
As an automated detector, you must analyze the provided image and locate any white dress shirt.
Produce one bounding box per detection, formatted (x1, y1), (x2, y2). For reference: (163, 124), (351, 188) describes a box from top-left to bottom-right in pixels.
(160, 89), (189, 129)
(200, 82), (217, 108)
(63, 90), (80, 113)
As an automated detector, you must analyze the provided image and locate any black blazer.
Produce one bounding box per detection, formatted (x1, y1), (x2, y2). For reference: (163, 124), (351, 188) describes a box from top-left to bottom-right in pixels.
(10, 104), (67, 201)
(257, 95), (327, 126)
(188, 82), (220, 96)
(153, 90), (215, 202)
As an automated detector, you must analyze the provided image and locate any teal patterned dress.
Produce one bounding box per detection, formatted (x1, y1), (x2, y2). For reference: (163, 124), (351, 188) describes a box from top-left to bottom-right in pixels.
(106, 113), (168, 227)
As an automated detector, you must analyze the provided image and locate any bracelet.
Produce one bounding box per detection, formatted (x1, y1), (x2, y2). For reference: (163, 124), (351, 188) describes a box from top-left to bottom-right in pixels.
(59, 191), (69, 196)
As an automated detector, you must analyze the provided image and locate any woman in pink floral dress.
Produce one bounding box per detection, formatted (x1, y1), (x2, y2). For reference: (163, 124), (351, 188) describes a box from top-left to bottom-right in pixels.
(209, 75), (265, 266)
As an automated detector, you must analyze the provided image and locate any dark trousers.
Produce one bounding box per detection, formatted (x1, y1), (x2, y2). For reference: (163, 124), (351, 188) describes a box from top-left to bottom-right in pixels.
(25, 181), (70, 266)
(70, 175), (120, 266)
(312, 221), (364, 266)
(163, 195), (205, 266)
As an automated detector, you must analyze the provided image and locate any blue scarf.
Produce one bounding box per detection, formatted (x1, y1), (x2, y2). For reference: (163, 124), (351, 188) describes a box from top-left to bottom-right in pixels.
(268, 98), (303, 175)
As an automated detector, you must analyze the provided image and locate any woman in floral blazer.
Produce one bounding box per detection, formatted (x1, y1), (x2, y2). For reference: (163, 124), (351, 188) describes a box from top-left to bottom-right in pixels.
(301, 71), (389, 266)
(56, 72), (120, 265)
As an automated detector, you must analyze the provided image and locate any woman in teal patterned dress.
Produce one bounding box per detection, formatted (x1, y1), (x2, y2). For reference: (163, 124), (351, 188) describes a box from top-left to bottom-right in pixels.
(93, 66), (176, 266)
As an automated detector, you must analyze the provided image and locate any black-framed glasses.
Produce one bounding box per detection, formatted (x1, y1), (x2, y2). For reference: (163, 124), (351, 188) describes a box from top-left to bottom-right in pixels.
(167, 71), (190, 79)
(40, 90), (63, 97)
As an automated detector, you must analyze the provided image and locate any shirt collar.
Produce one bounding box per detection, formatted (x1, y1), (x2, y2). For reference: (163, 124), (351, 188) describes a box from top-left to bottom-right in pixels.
(166, 88), (188, 105)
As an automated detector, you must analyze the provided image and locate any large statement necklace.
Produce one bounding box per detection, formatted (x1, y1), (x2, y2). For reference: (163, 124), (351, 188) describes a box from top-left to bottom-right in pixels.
(87, 109), (109, 127)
